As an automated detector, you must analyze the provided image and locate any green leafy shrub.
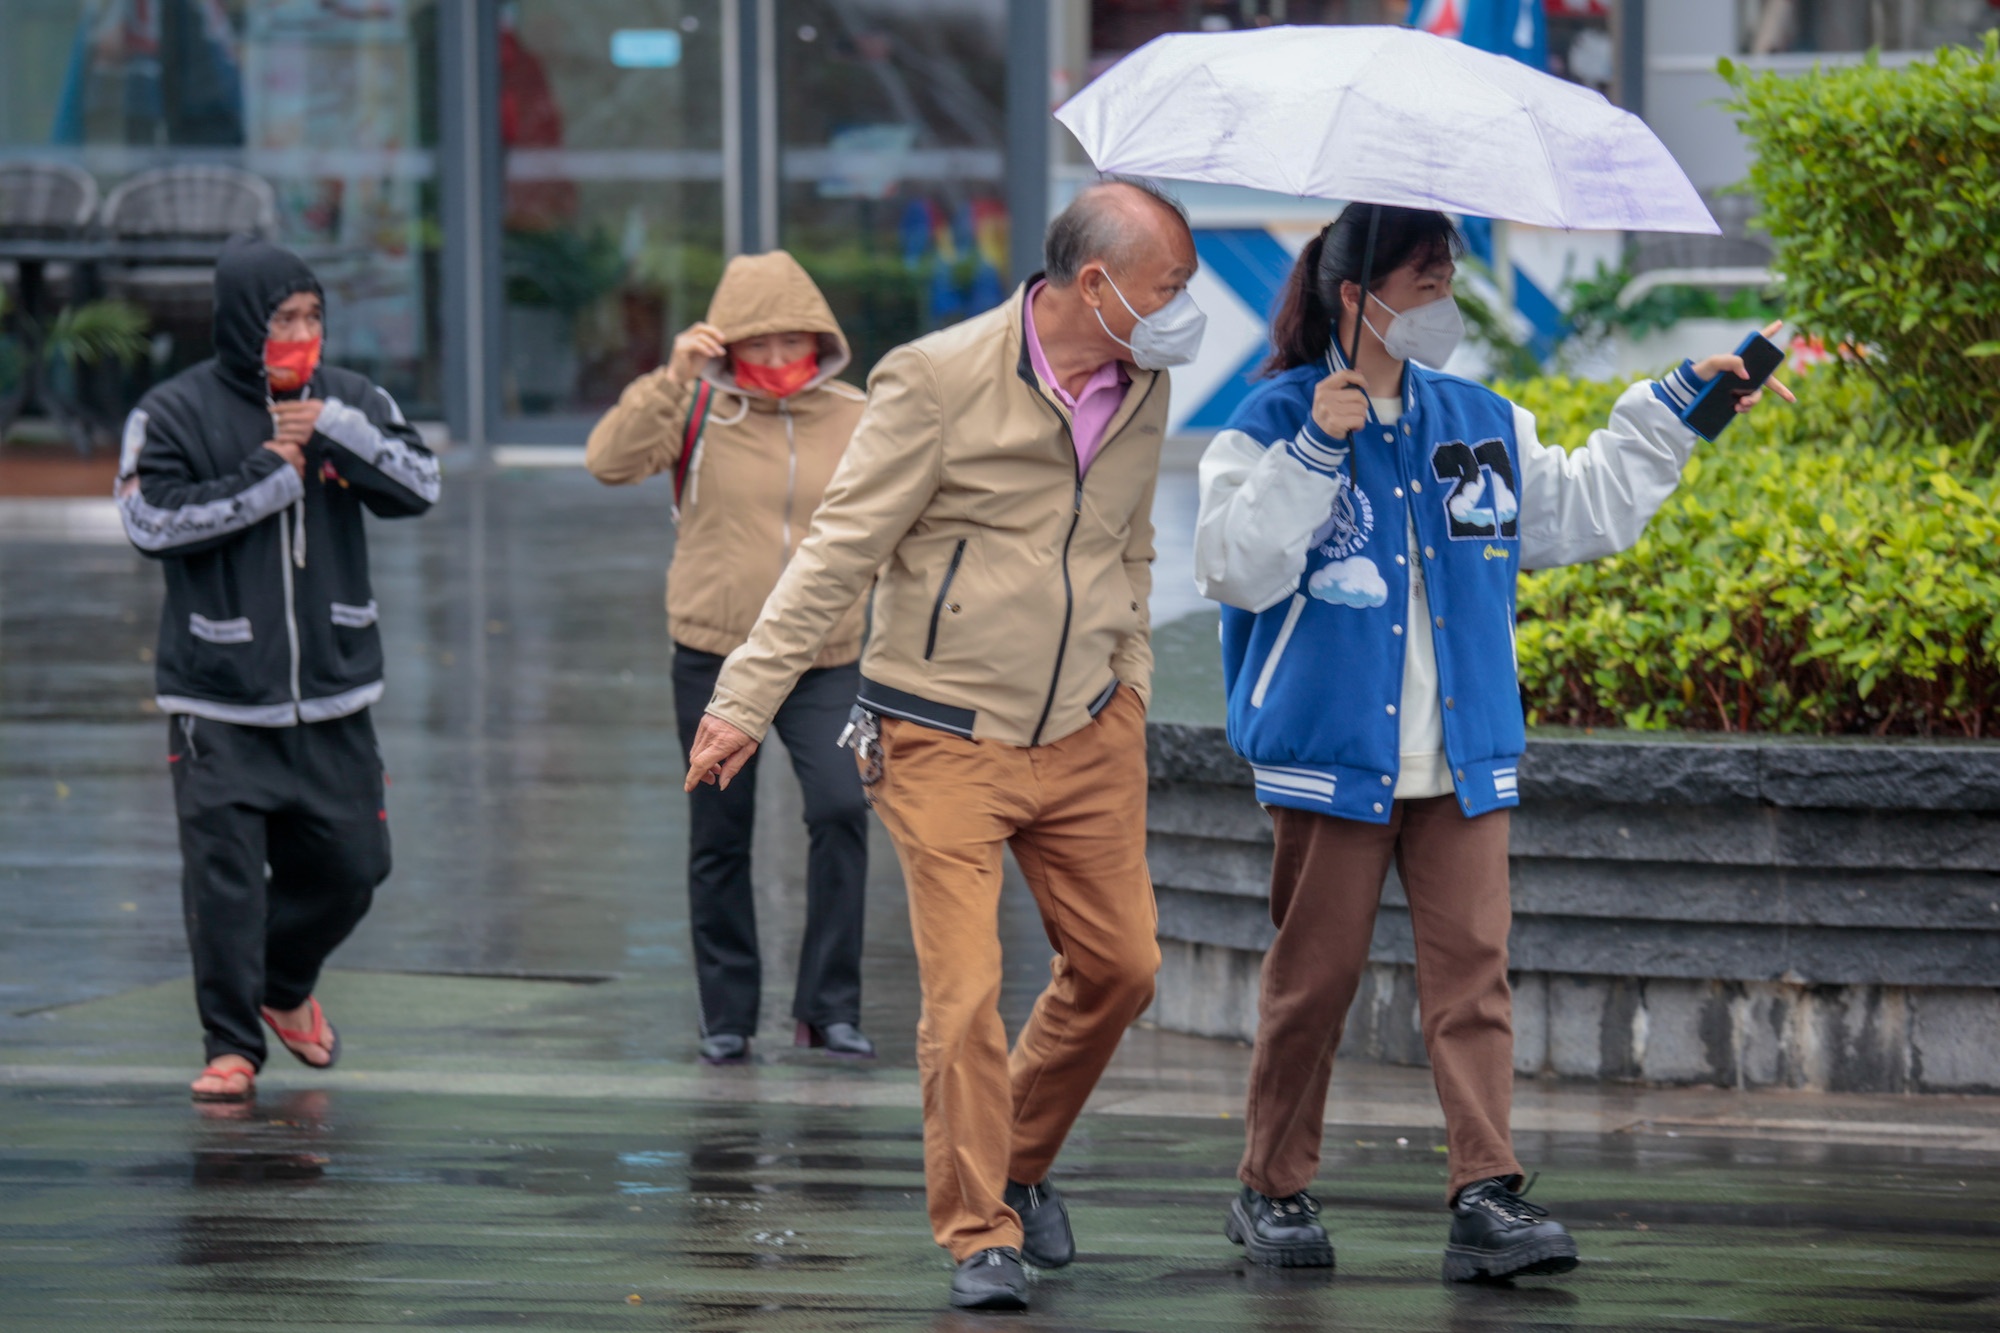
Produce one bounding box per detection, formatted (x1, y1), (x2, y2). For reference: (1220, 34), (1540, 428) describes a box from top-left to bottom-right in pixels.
(1505, 368), (2000, 737)
(1721, 34), (2000, 451)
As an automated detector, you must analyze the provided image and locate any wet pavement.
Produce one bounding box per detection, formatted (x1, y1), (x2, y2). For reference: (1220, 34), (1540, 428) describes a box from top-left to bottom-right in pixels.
(3, 463), (1999, 1330)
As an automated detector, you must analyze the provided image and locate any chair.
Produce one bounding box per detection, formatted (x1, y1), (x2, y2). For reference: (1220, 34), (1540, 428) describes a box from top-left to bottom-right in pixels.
(0, 161), (99, 237)
(100, 165), (276, 240)
(100, 165), (279, 327)
(0, 161), (100, 311)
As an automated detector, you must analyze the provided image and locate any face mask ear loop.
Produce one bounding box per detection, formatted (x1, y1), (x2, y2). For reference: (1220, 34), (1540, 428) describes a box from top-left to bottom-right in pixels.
(1091, 268), (1142, 355)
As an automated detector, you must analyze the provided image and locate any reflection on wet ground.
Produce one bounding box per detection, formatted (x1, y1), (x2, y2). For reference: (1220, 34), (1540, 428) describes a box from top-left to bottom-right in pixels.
(3, 465), (1998, 1330)
(6, 1084), (1999, 1331)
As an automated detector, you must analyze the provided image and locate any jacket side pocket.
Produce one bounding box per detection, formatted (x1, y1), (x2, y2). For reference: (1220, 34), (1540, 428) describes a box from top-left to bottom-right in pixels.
(189, 614), (252, 644)
(330, 600), (380, 629)
(924, 538), (967, 662)
(1250, 594), (1307, 709)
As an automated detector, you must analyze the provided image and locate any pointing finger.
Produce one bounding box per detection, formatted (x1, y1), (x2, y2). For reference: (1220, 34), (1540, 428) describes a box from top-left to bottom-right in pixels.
(1767, 374), (1797, 403)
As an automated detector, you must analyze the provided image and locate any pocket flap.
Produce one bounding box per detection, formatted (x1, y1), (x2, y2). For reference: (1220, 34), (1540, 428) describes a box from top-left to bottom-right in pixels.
(189, 614), (252, 644)
(330, 600), (379, 629)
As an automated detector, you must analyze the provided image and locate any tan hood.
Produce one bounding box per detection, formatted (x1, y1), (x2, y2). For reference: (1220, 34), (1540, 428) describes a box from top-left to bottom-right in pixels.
(700, 250), (852, 397)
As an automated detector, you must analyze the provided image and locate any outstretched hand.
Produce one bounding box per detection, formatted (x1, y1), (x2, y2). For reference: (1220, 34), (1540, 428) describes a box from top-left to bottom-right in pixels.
(685, 713), (759, 792)
(1694, 320), (1797, 415)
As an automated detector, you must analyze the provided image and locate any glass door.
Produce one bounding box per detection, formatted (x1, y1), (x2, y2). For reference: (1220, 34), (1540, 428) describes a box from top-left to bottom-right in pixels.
(495, 0), (725, 424)
(775, 0), (1007, 380)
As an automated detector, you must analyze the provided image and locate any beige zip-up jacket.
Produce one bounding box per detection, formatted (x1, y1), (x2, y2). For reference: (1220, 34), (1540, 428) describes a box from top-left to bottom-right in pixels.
(707, 279), (1169, 749)
(585, 250), (868, 667)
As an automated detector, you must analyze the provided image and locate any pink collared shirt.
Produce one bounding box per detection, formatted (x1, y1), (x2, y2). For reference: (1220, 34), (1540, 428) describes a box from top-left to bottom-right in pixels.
(1024, 281), (1132, 474)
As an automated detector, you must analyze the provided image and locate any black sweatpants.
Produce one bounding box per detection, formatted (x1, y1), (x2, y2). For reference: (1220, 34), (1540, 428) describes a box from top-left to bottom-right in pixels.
(672, 644), (869, 1037)
(168, 709), (391, 1068)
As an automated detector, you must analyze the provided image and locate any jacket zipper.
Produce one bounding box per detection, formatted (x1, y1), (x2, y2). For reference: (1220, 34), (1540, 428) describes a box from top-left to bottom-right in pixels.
(1021, 371), (1160, 746)
(278, 510), (302, 720)
(780, 401), (797, 560)
(925, 538), (967, 661)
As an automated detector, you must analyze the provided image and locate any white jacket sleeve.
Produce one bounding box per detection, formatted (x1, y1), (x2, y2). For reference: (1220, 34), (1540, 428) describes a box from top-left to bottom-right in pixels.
(1194, 420), (1348, 613)
(1516, 378), (1700, 571)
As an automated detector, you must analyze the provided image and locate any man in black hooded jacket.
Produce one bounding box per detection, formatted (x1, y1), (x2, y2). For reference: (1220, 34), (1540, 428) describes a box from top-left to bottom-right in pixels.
(117, 235), (440, 1103)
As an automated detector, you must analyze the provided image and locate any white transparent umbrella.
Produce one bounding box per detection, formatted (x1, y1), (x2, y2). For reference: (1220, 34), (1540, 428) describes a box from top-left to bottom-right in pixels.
(1054, 24), (1718, 235)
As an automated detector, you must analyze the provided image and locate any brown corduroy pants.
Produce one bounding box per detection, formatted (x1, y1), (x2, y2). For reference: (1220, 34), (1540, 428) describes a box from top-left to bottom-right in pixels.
(870, 686), (1159, 1260)
(1239, 797), (1522, 1205)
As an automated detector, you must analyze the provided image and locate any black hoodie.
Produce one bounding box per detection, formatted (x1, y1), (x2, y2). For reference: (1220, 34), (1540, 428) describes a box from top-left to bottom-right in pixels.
(116, 234), (441, 726)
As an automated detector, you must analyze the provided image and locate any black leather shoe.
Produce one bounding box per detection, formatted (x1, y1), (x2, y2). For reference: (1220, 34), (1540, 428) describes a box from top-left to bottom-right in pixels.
(795, 1020), (876, 1058)
(1004, 1177), (1075, 1269)
(949, 1246), (1029, 1310)
(1225, 1186), (1334, 1268)
(1443, 1175), (1579, 1282)
(698, 1034), (749, 1066)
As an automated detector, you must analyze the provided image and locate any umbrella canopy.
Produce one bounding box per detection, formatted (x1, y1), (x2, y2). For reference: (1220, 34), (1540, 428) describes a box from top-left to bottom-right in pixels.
(1054, 24), (1718, 235)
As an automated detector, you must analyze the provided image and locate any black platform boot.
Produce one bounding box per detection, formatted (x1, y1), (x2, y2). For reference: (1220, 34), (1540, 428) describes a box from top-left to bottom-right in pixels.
(1442, 1175), (1579, 1282)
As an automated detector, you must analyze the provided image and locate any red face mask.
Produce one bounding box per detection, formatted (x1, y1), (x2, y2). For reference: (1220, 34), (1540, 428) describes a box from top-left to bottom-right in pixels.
(733, 350), (819, 398)
(264, 335), (322, 394)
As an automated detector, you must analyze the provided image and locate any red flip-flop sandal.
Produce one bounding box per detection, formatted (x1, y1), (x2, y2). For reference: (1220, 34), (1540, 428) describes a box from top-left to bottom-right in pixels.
(260, 996), (341, 1069)
(191, 1063), (255, 1104)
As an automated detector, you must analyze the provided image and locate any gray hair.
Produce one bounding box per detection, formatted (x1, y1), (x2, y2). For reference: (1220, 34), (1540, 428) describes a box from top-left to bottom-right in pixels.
(1043, 176), (1190, 286)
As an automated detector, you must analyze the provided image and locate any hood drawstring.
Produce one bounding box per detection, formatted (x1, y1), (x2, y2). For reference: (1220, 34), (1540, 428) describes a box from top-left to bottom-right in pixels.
(268, 388), (309, 569)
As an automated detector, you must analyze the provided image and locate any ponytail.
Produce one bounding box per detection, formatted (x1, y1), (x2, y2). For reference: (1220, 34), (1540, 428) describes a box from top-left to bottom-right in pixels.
(1262, 231), (1334, 377)
(1261, 204), (1465, 376)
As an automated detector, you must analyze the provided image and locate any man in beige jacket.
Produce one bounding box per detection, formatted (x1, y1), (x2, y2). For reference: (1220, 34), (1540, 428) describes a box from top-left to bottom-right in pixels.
(587, 250), (875, 1067)
(684, 180), (1203, 1311)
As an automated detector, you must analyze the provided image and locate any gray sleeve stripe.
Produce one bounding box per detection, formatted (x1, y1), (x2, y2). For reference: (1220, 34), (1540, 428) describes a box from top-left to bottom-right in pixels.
(374, 385), (408, 425)
(119, 459), (304, 553)
(319, 397), (441, 503)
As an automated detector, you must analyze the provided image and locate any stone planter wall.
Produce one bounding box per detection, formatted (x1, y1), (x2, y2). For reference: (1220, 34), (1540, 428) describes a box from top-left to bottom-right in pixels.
(1145, 724), (2000, 1094)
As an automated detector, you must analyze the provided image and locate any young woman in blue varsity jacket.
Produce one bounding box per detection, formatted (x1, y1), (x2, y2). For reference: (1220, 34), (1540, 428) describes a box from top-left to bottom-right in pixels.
(1194, 206), (1788, 1281)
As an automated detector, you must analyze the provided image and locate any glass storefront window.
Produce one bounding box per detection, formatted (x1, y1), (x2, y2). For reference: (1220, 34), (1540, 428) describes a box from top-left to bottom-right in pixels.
(777, 0), (1007, 379)
(496, 0), (725, 419)
(1739, 0), (2000, 54)
(0, 0), (443, 420)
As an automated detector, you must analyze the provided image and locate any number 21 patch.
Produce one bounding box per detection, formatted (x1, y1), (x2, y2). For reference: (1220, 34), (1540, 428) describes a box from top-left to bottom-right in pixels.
(1430, 439), (1518, 540)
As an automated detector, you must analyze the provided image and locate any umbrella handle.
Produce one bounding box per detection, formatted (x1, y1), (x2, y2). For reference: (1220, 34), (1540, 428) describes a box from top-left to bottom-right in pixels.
(1345, 204), (1380, 379)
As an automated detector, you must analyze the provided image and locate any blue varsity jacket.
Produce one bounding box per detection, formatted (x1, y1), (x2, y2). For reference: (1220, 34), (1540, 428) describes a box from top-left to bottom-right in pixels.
(1219, 358), (1530, 822)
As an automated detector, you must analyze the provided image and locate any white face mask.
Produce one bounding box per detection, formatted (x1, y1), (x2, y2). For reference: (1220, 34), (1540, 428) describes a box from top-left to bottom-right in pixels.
(1364, 291), (1465, 368)
(1094, 270), (1207, 370)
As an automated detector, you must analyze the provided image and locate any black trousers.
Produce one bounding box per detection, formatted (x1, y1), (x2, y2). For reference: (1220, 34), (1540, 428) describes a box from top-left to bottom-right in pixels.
(168, 709), (391, 1068)
(672, 644), (869, 1037)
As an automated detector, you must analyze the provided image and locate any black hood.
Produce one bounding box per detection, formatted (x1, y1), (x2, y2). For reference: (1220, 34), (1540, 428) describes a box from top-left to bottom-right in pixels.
(212, 233), (322, 402)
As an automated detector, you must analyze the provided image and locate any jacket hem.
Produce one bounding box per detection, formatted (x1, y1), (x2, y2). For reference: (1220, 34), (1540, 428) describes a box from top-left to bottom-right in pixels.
(1243, 753), (1522, 823)
(857, 676), (976, 739)
(158, 679), (383, 728)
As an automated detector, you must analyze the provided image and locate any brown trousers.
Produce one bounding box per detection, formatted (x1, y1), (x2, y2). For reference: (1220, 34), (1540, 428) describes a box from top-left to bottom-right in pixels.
(1239, 797), (1522, 1205)
(871, 686), (1159, 1260)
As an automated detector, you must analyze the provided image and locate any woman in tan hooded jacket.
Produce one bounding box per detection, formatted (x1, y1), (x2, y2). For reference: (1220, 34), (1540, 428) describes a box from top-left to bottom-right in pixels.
(586, 251), (873, 1065)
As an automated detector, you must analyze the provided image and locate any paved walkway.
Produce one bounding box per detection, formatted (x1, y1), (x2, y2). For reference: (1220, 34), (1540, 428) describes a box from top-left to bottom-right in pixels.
(2, 465), (1996, 1330)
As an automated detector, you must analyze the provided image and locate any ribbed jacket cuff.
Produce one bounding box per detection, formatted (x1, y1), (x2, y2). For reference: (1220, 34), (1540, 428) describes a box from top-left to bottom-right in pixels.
(1650, 359), (1712, 415)
(1285, 419), (1350, 477)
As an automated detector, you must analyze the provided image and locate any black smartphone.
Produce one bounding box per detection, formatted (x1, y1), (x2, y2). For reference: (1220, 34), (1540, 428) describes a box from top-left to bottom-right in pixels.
(1682, 331), (1784, 441)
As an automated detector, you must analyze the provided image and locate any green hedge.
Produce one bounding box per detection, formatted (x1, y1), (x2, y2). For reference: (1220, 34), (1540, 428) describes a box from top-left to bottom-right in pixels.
(1722, 34), (2000, 451)
(1505, 369), (2000, 737)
